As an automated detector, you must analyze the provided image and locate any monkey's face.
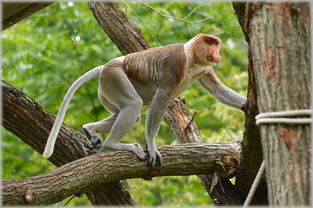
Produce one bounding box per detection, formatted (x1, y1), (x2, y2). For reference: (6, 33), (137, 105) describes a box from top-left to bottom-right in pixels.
(193, 34), (221, 66)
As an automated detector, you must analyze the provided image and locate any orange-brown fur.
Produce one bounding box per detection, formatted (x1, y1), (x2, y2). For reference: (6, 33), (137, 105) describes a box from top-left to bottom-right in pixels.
(123, 44), (186, 86)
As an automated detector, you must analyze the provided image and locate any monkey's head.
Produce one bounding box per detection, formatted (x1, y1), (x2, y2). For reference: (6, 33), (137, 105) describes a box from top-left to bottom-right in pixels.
(191, 34), (221, 66)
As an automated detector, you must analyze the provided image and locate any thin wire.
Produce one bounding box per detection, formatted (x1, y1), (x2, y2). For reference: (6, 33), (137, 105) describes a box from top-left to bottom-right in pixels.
(135, 0), (211, 24)
(222, 125), (236, 141)
(63, 195), (76, 206)
(122, 1), (159, 46)
(183, 3), (205, 20)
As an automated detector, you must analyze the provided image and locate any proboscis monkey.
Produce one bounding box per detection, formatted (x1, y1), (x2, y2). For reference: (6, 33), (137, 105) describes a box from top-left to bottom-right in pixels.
(43, 34), (246, 166)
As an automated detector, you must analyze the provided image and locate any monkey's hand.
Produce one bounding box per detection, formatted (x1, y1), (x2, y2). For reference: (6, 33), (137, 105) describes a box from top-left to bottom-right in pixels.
(147, 147), (162, 167)
(131, 144), (146, 160)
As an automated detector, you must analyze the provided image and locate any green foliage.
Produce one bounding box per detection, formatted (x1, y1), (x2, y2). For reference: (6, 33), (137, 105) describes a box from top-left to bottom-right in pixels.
(3, 1), (247, 206)
(2, 128), (55, 179)
(126, 176), (212, 205)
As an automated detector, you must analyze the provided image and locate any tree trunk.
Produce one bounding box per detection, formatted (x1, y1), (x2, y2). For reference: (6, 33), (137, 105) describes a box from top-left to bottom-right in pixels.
(247, 2), (311, 205)
(232, 3), (268, 204)
(2, 143), (240, 205)
(88, 1), (243, 205)
(2, 81), (135, 206)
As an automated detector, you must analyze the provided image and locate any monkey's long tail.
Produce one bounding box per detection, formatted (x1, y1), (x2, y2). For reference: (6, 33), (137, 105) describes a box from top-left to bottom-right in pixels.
(43, 65), (104, 158)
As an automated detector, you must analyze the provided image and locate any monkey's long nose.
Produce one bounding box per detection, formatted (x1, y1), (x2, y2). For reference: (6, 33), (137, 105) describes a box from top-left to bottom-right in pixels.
(213, 54), (221, 63)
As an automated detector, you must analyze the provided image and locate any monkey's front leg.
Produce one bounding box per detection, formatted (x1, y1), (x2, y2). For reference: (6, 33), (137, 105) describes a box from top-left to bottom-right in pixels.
(199, 70), (246, 110)
(145, 88), (171, 167)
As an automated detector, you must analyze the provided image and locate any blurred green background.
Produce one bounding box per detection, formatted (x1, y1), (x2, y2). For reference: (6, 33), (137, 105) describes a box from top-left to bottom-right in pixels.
(2, 1), (247, 206)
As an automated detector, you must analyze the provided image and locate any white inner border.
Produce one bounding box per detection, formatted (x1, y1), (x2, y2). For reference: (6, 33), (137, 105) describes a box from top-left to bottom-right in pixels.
(0, 1), (312, 208)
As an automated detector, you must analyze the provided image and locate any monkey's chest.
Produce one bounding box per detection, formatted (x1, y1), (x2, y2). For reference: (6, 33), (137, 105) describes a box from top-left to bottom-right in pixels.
(171, 66), (210, 99)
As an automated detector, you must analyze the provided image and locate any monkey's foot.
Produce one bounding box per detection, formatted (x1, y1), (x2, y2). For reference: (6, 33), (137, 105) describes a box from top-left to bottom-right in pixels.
(82, 127), (103, 152)
(136, 115), (141, 123)
(131, 144), (146, 160)
(82, 127), (92, 140)
(90, 135), (103, 151)
(147, 148), (162, 167)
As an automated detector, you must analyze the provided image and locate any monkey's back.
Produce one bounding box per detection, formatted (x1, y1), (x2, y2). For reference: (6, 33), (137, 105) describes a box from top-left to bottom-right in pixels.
(123, 44), (186, 86)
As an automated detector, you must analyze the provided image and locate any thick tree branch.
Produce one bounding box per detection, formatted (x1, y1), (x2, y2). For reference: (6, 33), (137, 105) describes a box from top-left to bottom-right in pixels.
(88, 1), (150, 54)
(88, 2), (243, 205)
(3, 2), (53, 30)
(2, 143), (240, 206)
(165, 99), (243, 204)
(2, 80), (135, 205)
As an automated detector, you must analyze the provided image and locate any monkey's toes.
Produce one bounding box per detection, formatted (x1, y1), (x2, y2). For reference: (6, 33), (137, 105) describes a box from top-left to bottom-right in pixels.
(155, 150), (162, 166)
(147, 149), (162, 167)
(90, 136), (103, 152)
(82, 127), (92, 140)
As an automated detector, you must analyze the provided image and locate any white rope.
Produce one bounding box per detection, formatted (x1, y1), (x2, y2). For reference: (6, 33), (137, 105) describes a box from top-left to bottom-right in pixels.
(255, 109), (312, 125)
(243, 160), (265, 207)
(256, 118), (312, 125)
(244, 109), (311, 206)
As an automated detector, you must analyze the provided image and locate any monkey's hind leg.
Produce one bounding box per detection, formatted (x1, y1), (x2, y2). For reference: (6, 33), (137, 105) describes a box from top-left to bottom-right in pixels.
(99, 67), (145, 160)
(82, 89), (120, 152)
(82, 115), (117, 152)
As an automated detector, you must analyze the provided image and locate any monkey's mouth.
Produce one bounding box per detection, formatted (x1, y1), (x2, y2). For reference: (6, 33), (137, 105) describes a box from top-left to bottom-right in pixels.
(208, 62), (217, 66)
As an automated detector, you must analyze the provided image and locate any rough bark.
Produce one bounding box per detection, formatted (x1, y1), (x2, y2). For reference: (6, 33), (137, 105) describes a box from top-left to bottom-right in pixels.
(88, 1), (150, 54)
(88, 1), (243, 205)
(3, 2), (53, 30)
(232, 3), (268, 204)
(165, 99), (243, 205)
(2, 80), (135, 206)
(2, 143), (240, 205)
(247, 2), (311, 205)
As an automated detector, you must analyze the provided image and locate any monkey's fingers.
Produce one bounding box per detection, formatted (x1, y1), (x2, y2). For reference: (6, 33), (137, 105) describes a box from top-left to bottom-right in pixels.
(148, 155), (156, 167)
(132, 144), (146, 160)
